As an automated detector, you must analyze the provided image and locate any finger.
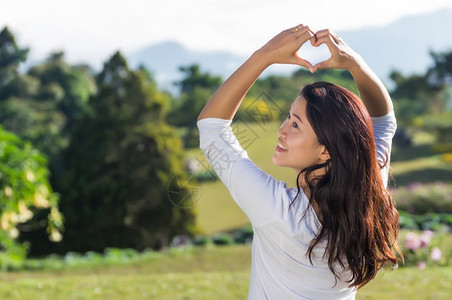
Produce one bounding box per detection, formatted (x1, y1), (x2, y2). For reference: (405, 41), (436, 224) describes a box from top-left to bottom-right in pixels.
(313, 29), (336, 46)
(293, 25), (312, 37)
(312, 35), (338, 58)
(312, 59), (331, 72)
(313, 29), (330, 39)
(326, 30), (341, 44)
(294, 55), (314, 72)
(291, 23), (304, 33)
(310, 32), (317, 46)
(296, 27), (315, 43)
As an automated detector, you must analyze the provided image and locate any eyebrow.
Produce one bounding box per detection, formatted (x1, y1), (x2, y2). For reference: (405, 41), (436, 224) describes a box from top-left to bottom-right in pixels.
(292, 112), (303, 123)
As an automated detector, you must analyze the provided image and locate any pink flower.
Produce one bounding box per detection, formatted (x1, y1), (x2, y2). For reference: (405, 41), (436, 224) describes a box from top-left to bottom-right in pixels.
(404, 232), (421, 250)
(430, 247), (442, 261)
(417, 261), (426, 270)
(420, 231), (433, 248)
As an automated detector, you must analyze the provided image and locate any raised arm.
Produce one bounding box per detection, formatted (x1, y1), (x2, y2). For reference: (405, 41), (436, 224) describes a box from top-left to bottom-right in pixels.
(312, 29), (393, 117)
(197, 24), (315, 121)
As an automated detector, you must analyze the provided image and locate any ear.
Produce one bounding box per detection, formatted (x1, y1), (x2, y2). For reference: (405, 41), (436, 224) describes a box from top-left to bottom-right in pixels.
(319, 146), (331, 162)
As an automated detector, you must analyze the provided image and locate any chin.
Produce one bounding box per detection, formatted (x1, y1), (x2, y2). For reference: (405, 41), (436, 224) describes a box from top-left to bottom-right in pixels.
(272, 156), (287, 168)
(271, 155), (280, 166)
(272, 159), (278, 166)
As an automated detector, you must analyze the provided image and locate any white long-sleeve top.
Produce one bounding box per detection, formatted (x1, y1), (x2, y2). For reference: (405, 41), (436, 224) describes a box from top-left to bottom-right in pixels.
(197, 112), (397, 299)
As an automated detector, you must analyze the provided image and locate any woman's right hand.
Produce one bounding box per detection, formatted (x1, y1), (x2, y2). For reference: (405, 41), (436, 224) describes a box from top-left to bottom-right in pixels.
(256, 24), (316, 72)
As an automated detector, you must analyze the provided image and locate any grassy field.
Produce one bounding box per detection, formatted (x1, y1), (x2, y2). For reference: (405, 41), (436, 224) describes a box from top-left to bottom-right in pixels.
(0, 245), (451, 299)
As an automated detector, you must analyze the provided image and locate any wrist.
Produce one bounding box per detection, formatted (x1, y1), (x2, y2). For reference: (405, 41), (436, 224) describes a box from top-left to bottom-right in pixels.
(347, 54), (367, 75)
(252, 48), (274, 68)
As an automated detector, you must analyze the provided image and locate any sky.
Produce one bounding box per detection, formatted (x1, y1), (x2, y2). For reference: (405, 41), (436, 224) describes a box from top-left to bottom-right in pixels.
(2, 0), (452, 69)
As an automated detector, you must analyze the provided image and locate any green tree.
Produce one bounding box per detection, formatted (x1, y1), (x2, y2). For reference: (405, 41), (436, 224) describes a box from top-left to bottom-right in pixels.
(429, 49), (452, 87)
(0, 27), (29, 100)
(0, 126), (62, 269)
(389, 71), (436, 127)
(168, 64), (222, 147)
(28, 52), (95, 137)
(25, 52), (96, 165)
(175, 64), (222, 93)
(56, 52), (197, 253)
(0, 28), (95, 171)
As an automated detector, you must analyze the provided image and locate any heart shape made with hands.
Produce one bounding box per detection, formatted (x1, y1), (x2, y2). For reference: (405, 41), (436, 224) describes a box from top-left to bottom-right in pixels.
(297, 42), (331, 69)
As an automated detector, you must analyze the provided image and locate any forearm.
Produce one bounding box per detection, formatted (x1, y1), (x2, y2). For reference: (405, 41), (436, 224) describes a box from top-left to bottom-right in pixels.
(198, 24), (314, 121)
(349, 58), (393, 117)
(197, 51), (270, 121)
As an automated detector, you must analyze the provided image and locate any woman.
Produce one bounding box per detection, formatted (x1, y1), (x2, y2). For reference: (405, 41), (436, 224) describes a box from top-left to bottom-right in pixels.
(197, 24), (402, 299)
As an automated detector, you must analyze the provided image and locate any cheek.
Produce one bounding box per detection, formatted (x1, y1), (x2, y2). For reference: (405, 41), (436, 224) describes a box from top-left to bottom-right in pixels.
(288, 135), (320, 163)
(287, 133), (307, 152)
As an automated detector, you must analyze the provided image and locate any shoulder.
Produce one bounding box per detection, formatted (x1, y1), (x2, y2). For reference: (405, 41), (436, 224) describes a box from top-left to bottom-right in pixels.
(230, 157), (307, 226)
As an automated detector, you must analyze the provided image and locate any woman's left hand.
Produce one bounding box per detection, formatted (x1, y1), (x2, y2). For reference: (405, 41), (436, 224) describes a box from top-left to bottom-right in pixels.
(311, 29), (362, 73)
(256, 24), (316, 72)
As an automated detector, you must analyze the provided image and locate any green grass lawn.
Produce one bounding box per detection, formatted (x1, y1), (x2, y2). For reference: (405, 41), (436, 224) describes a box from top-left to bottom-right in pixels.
(0, 245), (451, 299)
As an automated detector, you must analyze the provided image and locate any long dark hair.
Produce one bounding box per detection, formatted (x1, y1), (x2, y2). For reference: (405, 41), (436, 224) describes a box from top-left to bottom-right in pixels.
(294, 82), (402, 289)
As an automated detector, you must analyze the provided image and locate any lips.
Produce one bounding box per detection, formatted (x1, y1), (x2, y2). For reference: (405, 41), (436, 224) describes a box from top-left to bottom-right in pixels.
(278, 143), (288, 150)
(276, 139), (288, 152)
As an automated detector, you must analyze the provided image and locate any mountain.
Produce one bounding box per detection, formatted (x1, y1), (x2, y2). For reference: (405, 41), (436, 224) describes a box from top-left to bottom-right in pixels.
(127, 41), (246, 92)
(339, 8), (452, 82)
(127, 8), (452, 91)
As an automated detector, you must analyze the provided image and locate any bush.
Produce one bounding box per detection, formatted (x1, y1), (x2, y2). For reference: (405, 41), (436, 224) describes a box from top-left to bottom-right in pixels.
(391, 182), (452, 214)
(399, 211), (452, 231)
(211, 233), (235, 245)
(192, 235), (212, 246)
(104, 248), (139, 263)
(233, 226), (253, 244)
(0, 126), (62, 270)
(400, 230), (451, 268)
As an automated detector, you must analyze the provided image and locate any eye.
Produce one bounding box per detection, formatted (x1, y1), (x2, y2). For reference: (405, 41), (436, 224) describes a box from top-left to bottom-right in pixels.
(287, 112), (299, 129)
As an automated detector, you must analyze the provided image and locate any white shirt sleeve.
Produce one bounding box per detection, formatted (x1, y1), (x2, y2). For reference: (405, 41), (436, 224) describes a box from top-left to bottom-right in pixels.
(197, 118), (289, 227)
(370, 111), (397, 187)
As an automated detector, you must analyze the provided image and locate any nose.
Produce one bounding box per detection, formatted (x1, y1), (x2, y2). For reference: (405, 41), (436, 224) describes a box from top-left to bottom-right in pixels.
(278, 119), (289, 137)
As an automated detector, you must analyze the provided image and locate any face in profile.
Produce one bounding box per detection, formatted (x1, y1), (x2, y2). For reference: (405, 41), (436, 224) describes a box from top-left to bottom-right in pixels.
(272, 96), (330, 174)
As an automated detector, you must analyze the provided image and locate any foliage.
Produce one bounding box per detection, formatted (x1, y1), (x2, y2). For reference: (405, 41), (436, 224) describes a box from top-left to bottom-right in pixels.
(174, 65), (222, 94)
(400, 230), (451, 268)
(429, 49), (452, 88)
(0, 32), (96, 164)
(0, 126), (62, 270)
(0, 28), (96, 256)
(0, 27), (29, 94)
(211, 233), (235, 245)
(399, 211), (452, 232)
(52, 52), (197, 254)
(391, 182), (452, 214)
(389, 48), (452, 130)
(168, 65), (222, 148)
(416, 113), (452, 143)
